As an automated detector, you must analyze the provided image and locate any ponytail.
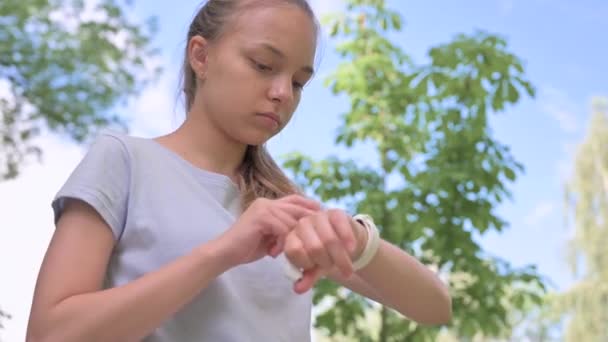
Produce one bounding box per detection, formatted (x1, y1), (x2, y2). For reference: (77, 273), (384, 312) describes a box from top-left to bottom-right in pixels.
(238, 145), (300, 209)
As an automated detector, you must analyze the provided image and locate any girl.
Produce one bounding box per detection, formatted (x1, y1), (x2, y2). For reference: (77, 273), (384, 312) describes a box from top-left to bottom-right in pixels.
(26, 0), (451, 341)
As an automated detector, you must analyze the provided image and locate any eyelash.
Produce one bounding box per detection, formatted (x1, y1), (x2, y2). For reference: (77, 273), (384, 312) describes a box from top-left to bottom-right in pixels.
(254, 61), (272, 72)
(251, 59), (305, 90)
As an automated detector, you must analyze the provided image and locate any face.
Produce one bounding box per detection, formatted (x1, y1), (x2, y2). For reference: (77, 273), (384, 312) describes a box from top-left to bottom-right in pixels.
(189, 3), (317, 146)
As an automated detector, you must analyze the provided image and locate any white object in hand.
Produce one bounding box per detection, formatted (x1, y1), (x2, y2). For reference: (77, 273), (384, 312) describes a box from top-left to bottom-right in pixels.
(283, 257), (304, 282)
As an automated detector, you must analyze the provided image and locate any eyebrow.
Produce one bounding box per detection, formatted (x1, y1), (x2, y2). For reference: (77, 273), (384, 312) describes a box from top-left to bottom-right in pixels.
(259, 42), (315, 75)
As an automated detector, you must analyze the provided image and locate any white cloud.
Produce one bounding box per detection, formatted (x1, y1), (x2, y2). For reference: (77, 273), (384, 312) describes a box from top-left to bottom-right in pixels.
(524, 201), (556, 227)
(539, 86), (580, 133)
(127, 67), (184, 138)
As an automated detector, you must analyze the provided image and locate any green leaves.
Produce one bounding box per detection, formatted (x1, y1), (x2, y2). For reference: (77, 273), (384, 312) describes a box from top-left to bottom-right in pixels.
(283, 0), (545, 340)
(0, 0), (160, 179)
(424, 30), (535, 113)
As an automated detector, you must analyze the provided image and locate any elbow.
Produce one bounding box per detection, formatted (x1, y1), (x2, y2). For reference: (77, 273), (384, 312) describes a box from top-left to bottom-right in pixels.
(434, 288), (453, 324)
(26, 326), (51, 342)
(26, 323), (62, 342)
(422, 287), (453, 326)
(27, 326), (79, 342)
(26, 318), (46, 342)
(26, 312), (64, 342)
(402, 285), (452, 326)
(26, 318), (74, 342)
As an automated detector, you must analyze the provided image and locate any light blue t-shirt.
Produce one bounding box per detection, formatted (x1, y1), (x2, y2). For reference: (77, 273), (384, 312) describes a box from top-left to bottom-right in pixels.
(52, 131), (313, 341)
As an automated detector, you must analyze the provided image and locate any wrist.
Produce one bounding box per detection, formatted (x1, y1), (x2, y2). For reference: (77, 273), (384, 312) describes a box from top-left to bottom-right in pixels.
(203, 238), (239, 272)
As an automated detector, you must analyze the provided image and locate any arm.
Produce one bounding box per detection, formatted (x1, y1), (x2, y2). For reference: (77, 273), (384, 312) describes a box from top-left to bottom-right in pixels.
(321, 215), (451, 325)
(26, 199), (233, 342)
(284, 209), (451, 325)
(328, 238), (452, 325)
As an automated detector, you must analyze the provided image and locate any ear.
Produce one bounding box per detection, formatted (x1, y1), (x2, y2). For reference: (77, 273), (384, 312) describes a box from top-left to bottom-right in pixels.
(188, 35), (209, 80)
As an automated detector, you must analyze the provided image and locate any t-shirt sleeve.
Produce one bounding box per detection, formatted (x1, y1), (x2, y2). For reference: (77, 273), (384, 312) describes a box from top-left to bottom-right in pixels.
(51, 133), (131, 241)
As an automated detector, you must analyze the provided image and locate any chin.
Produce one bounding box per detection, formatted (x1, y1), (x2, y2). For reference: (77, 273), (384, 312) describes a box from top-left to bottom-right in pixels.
(238, 130), (277, 146)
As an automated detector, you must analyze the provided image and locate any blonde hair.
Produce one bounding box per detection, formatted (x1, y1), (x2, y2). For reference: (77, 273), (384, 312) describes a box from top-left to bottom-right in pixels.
(181, 0), (318, 209)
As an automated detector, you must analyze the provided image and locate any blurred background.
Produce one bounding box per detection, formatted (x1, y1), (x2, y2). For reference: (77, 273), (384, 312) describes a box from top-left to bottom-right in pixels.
(1, 0), (606, 341)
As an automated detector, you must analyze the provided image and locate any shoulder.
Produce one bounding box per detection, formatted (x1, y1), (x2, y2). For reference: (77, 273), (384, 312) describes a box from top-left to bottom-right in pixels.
(90, 129), (135, 153)
(86, 129), (161, 162)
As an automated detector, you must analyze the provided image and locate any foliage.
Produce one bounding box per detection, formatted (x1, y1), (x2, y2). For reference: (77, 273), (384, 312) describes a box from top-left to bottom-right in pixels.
(0, 0), (160, 179)
(282, 1), (546, 340)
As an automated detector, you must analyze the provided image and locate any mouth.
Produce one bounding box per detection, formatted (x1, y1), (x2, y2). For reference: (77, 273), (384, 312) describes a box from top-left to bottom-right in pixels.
(256, 112), (281, 126)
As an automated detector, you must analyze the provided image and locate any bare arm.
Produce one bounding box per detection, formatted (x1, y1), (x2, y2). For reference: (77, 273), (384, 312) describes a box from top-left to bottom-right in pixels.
(330, 239), (452, 325)
(287, 210), (451, 325)
(26, 199), (233, 342)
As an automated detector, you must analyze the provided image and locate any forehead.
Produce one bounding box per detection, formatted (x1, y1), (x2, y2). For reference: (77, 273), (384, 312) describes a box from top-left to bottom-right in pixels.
(224, 4), (317, 63)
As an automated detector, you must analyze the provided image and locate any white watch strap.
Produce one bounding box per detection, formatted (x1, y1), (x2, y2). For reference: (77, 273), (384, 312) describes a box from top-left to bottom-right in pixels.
(351, 214), (381, 271)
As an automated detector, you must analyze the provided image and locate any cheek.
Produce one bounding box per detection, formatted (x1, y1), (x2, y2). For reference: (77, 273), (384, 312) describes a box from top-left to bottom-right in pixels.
(203, 66), (253, 110)
(277, 93), (301, 126)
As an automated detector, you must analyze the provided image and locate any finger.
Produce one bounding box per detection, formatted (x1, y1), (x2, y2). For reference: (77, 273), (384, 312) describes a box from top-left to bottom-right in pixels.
(294, 267), (325, 294)
(275, 203), (317, 225)
(261, 207), (289, 236)
(284, 232), (315, 270)
(280, 194), (322, 212)
(268, 238), (282, 257)
(261, 215), (289, 257)
(264, 236), (280, 257)
(297, 218), (332, 269)
(315, 215), (353, 277)
(265, 208), (287, 257)
(270, 205), (297, 227)
(268, 204), (314, 257)
(328, 209), (357, 254)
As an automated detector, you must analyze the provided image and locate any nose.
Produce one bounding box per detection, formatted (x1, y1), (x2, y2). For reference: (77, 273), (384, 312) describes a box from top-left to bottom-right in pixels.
(268, 77), (293, 104)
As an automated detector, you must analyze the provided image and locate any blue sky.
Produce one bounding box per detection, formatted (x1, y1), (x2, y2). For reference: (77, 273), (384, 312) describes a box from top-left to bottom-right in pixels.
(1, 0), (606, 340)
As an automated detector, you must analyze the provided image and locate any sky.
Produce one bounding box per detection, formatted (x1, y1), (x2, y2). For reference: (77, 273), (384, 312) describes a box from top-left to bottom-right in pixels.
(1, 0), (606, 340)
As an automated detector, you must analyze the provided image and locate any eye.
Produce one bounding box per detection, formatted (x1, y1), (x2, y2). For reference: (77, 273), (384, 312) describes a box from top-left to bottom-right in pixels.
(292, 81), (304, 90)
(251, 59), (272, 72)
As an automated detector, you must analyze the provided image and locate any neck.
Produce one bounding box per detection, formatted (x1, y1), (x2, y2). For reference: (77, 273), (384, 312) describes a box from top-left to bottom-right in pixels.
(158, 109), (248, 182)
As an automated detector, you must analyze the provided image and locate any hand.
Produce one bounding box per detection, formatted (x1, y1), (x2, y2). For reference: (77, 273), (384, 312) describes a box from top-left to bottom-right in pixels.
(213, 194), (321, 267)
(283, 208), (368, 294)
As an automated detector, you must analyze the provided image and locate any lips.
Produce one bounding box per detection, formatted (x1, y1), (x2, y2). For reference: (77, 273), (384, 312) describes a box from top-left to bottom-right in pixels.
(257, 112), (280, 126)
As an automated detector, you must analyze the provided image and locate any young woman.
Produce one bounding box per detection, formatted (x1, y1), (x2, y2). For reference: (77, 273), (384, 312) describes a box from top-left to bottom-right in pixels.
(26, 1), (451, 340)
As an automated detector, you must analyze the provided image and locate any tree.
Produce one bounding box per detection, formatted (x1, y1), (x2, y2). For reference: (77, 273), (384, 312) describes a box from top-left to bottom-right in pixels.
(0, 0), (160, 180)
(281, 1), (546, 340)
(555, 96), (608, 341)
